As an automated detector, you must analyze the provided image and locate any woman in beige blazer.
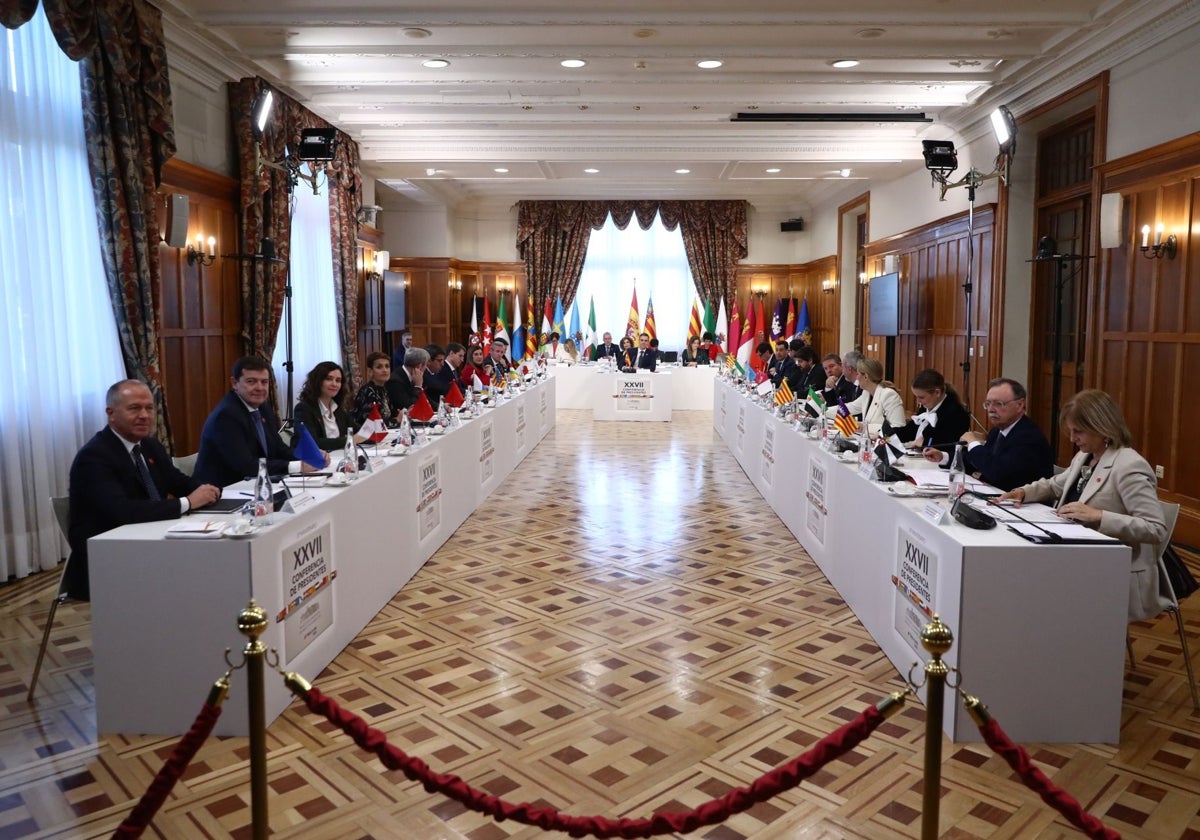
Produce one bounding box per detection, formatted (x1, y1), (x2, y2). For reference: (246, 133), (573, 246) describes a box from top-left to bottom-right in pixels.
(1000, 389), (1170, 622)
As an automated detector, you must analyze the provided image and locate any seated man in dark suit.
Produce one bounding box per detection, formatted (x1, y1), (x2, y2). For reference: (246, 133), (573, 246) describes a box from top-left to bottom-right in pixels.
(624, 332), (657, 372)
(421, 344), (451, 408)
(65, 380), (222, 600)
(390, 330), (414, 370)
(593, 332), (620, 360)
(388, 346), (429, 411)
(922, 377), (1054, 491)
(766, 339), (794, 387)
(821, 352), (859, 405)
(487, 337), (512, 377)
(785, 343), (825, 395)
(194, 356), (326, 488)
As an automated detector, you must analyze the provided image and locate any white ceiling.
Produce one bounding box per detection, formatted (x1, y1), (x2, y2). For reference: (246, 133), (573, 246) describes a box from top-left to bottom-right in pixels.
(164, 0), (1186, 209)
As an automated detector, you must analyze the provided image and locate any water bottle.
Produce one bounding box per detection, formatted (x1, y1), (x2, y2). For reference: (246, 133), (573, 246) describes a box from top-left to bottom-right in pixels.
(948, 443), (966, 501)
(341, 430), (358, 480)
(253, 457), (274, 523)
(397, 409), (413, 446)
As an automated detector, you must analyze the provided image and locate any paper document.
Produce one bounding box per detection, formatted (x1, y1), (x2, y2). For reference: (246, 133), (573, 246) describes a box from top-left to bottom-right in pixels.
(1007, 521), (1117, 542)
(165, 519), (227, 539)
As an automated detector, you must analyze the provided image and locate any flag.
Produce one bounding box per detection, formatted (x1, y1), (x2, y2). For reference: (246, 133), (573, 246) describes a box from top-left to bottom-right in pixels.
(525, 295), (538, 360)
(716, 297), (729, 354)
(644, 293), (657, 340)
(770, 299), (783, 340)
(626, 287), (639, 337)
(568, 298), (581, 342)
(541, 298), (554, 341)
(293, 423), (327, 468)
(775, 380), (795, 406)
(797, 297), (812, 345)
(511, 293), (523, 362)
(833, 396), (859, 437)
(875, 434), (905, 465)
(469, 295), (480, 346)
(728, 298), (742, 362)
(585, 296), (597, 358)
(357, 403), (388, 444)
(724, 354), (736, 371)
(553, 297), (566, 338)
(755, 368), (769, 385)
(444, 381), (465, 408)
(688, 299), (702, 342)
(784, 298), (796, 341)
(410, 391), (435, 422)
(737, 297), (757, 370)
(756, 297), (768, 346)
(495, 294), (510, 348)
(756, 378), (773, 396)
(472, 371), (484, 391)
(703, 298), (716, 338)
(805, 387), (826, 417)
(481, 296), (493, 355)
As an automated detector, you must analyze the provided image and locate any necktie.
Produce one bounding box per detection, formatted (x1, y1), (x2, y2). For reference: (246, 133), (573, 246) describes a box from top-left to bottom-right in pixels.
(132, 444), (161, 501)
(250, 409), (269, 454)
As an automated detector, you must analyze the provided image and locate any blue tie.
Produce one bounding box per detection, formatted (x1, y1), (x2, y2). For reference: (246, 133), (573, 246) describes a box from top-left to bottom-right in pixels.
(251, 409), (269, 454)
(132, 444), (161, 501)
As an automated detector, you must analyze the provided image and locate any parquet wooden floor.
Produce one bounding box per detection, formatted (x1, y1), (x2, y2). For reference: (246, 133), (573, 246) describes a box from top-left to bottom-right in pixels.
(2, 411), (1200, 839)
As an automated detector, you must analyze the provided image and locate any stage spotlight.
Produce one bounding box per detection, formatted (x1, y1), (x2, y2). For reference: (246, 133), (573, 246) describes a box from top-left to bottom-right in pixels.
(991, 105), (1017, 158)
(297, 127), (338, 162)
(253, 89), (274, 139)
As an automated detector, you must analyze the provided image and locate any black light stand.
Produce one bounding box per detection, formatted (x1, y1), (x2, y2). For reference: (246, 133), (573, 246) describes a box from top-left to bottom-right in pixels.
(1027, 236), (1089, 452)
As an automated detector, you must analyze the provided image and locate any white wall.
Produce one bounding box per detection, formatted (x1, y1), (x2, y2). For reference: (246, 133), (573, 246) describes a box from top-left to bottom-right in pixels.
(744, 204), (813, 264)
(453, 204), (521, 262)
(380, 206), (453, 258)
(1107, 23), (1200, 161)
(165, 43), (235, 177)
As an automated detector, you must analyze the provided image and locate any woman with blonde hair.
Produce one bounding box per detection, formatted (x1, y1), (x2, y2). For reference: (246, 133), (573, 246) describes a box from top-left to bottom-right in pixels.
(1000, 389), (1170, 622)
(855, 357), (906, 430)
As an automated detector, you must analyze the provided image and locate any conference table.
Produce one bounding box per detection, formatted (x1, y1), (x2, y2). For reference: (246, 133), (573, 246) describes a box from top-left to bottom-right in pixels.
(90, 379), (556, 736)
(551, 362), (716, 418)
(713, 378), (1130, 743)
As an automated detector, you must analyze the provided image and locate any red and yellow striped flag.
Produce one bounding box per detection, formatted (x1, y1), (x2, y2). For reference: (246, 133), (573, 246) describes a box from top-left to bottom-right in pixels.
(833, 397), (859, 437)
(688, 299), (702, 341)
(626, 288), (640, 337)
(644, 294), (657, 340)
(775, 380), (795, 406)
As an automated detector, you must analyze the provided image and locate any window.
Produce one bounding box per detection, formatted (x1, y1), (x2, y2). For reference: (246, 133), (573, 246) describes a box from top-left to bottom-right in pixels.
(575, 213), (700, 350)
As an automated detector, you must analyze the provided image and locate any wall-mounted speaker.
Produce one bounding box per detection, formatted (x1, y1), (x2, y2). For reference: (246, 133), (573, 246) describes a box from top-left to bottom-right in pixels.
(779, 218), (805, 232)
(166, 194), (189, 248)
(1099, 192), (1123, 250)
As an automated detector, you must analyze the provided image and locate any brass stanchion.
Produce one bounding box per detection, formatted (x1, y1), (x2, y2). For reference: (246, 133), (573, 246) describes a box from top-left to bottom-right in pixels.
(237, 600), (270, 840)
(919, 615), (953, 840)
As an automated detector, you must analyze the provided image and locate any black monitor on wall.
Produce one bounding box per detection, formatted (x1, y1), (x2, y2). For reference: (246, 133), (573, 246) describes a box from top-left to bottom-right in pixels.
(382, 270), (407, 332)
(868, 272), (899, 337)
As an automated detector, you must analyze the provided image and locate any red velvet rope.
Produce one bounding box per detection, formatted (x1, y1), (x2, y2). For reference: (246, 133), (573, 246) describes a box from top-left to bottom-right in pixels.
(978, 717), (1121, 840)
(301, 685), (883, 838)
(111, 702), (222, 840)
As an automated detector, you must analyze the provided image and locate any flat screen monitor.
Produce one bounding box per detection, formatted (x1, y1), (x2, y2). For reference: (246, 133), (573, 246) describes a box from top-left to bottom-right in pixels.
(382, 270), (407, 332)
(868, 272), (899, 337)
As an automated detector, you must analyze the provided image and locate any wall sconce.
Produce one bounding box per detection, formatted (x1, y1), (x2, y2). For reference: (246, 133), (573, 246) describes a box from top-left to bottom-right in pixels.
(1140, 224), (1177, 260)
(858, 272), (868, 286)
(375, 250), (390, 273)
(186, 235), (217, 267)
(749, 281), (769, 299)
(495, 278), (514, 295)
(448, 278), (463, 290)
(822, 278), (837, 294)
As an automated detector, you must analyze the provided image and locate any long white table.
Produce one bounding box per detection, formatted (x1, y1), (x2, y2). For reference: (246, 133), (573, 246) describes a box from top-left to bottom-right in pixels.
(713, 379), (1130, 743)
(90, 379), (556, 736)
(552, 363), (716, 412)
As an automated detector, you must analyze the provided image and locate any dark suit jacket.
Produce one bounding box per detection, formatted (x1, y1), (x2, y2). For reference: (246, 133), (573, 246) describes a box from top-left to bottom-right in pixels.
(786, 363), (825, 397)
(293, 399), (351, 451)
(65, 427), (200, 600)
(387, 368), (421, 411)
(963, 414), (1054, 491)
(822, 375), (857, 407)
(423, 364), (454, 408)
(893, 392), (971, 447)
(194, 391), (294, 487)
(636, 348), (658, 372)
(767, 355), (794, 387)
(593, 343), (619, 360)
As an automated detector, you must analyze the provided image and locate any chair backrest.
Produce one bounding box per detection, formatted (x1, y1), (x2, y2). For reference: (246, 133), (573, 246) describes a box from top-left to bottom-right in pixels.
(173, 452), (198, 476)
(50, 496), (70, 540)
(1156, 501), (1182, 603)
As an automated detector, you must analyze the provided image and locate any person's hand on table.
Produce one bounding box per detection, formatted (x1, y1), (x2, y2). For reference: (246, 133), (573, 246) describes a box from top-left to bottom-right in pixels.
(188, 484), (222, 509)
(998, 488), (1025, 506)
(921, 447), (943, 463)
(1056, 501), (1102, 526)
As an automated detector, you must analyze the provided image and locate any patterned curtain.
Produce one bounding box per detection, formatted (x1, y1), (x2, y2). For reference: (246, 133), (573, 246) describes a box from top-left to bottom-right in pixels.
(516, 200), (747, 315)
(228, 78), (364, 398)
(3, 0), (179, 448)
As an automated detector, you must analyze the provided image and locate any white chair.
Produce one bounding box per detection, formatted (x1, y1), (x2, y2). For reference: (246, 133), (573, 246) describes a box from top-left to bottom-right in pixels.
(172, 451), (198, 476)
(27, 497), (75, 702)
(1129, 502), (1199, 711)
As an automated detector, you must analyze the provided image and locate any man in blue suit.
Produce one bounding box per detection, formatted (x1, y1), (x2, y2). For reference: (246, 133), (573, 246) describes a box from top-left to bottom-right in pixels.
(65, 380), (221, 600)
(194, 357), (327, 488)
(923, 377), (1054, 491)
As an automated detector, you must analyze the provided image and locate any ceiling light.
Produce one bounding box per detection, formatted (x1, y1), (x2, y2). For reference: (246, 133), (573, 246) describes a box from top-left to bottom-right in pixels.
(766, 168), (781, 173)
(493, 168), (509, 173)
(675, 168), (691, 174)
(696, 60), (723, 70)
(633, 29), (656, 38)
(561, 59), (586, 68)
(584, 168), (599, 174)
(857, 28), (886, 39)
(422, 58), (450, 69)
(831, 60), (860, 69)
(840, 168), (851, 177)
(403, 28), (432, 39)
(425, 168), (438, 176)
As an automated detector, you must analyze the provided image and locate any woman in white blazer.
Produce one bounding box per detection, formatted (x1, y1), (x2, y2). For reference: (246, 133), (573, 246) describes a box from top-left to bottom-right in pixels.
(855, 358), (907, 431)
(1001, 389), (1170, 622)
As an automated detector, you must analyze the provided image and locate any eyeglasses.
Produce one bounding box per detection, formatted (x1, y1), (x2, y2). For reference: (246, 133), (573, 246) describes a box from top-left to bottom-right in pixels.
(982, 398), (1022, 409)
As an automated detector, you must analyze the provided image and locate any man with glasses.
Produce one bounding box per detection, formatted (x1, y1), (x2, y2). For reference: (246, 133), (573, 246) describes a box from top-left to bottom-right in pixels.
(922, 377), (1054, 491)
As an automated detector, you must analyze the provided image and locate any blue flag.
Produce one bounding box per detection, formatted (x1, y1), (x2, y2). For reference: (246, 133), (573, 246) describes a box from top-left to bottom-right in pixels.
(293, 423), (326, 469)
(568, 300), (581, 342)
(797, 297), (812, 344)
(553, 297), (566, 337)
